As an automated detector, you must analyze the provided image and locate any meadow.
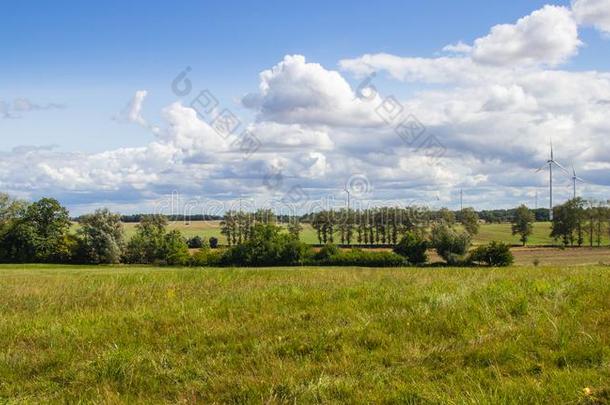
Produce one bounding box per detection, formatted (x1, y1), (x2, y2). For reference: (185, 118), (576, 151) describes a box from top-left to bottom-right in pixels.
(1, 264), (609, 403)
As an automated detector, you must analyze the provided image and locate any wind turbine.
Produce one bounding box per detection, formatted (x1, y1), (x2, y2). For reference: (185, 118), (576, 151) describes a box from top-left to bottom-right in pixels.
(344, 186), (351, 211)
(570, 165), (586, 199)
(536, 141), (568, 221)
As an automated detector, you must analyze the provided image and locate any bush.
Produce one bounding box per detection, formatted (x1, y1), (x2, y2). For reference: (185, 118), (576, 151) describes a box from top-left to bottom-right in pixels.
(469, 241), (514, 267)
(311, 248), (405, 267)
(187, 235), (206, 249)
(430, 224), (471, 265)
(393, 232), (428, 265)
(315, 243), (340, 261)
(191, 248), (223, 266)
(209, 236), (219, 249)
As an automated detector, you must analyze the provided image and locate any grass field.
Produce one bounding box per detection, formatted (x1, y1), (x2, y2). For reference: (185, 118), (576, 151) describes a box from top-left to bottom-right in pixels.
(1, 265), (609, 403)
(71, 220), (610, 247)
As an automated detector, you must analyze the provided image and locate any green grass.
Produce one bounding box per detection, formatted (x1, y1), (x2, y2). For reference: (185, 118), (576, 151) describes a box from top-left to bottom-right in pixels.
(1, 265), (609, 403)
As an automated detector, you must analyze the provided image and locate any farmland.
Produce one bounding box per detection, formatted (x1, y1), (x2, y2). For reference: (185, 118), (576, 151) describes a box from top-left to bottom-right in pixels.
(71, 220), (610, 247)
(1, 264), (609, 403)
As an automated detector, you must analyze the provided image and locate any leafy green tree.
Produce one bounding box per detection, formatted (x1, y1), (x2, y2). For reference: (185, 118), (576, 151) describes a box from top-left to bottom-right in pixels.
(458, 207), (480, 236)
(0, 220), (37, 262)
(551, 198), (585, 246)
(223, 223), (309, 266)
(0, 194), (29, 262)
(163, 230), (190, 265)
(511, 205), (535, 246)
(25, 198), (72, 262)
(430, 223), (471, 265)
(77, 209), (125, 264)
(438, 208), (456, 226)
(393, 232), (428, 265)
(125, 215), (168, 263)
(287, 217), (303, 240)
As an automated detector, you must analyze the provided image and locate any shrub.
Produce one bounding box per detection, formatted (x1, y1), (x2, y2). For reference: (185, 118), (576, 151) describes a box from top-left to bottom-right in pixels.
(317, 249), (405, 267)
(191, 248), (223, 267)
(430, 224), (471, 265)
(315, 243), (340, 261)
(209, 236), (219, 249)
(469, 241), (514, 267)
(393, 232), (428, 265)
(187, 235), (206, 249)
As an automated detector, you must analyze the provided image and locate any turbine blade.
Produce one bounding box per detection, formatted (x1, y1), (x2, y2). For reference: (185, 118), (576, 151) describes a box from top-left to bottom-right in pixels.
(551, 160), (570, 175)
(535, 164), (548, 172)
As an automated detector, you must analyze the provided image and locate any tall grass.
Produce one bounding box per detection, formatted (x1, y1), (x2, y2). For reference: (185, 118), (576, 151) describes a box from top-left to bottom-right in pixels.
(0, 265), (609, 403)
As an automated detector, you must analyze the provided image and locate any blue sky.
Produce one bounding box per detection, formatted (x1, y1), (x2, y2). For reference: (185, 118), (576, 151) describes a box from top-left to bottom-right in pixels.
(1, 0), (610, 214)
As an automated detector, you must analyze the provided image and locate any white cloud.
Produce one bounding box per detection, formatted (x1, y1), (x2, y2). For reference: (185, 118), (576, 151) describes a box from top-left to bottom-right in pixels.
(472, 5), (581, 67)
(442, 41), (473, 54)
(572, 0), (610, 34)
(243, 54), (381, 127)
(4, 4), (610, 213)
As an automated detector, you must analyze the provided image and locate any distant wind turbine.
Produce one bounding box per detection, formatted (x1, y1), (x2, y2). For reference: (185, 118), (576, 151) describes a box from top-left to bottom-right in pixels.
(570, 165), (586, 199)
(536, 141), (569, 221)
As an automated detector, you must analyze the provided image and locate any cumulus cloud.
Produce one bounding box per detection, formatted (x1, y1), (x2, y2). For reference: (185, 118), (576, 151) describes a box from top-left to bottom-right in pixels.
(472, 5), (581, 67)
(4, 3), (610, 213)
(572, 0), (610, 34)
(242, 54), (382, 127)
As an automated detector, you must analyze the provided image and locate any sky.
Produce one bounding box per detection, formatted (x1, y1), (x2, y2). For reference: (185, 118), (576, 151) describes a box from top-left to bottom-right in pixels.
(1, 0), (610, 215)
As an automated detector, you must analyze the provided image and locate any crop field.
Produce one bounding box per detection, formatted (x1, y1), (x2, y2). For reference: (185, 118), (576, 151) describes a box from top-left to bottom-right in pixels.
(1, 264), (609, 403)
(70, 220), (610, 247)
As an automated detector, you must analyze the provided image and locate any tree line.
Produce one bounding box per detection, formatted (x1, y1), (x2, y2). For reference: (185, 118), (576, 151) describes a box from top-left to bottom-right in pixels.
(2, 191), (608, 266)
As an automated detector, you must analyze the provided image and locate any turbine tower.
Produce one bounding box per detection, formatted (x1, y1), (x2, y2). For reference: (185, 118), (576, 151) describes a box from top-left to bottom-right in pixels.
(536, 141), (568, 221)
(570, 165), (585, 199)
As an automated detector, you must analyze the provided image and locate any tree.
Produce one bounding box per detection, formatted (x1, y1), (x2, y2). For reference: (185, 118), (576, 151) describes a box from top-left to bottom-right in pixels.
(0, 194), (27, 234)
(0, 194), (29, 262)
(393, 232), (428, 265)
(25, 198), (72, 262)
(438, 208), (456, 226)
(551, 198), (585, 246)
(430, 223), (471, 265)
(209, 236), (219, 249)
(125, 215), (168, 263)
(511, 205), (535, 246)
(162, 230), (190, 265)
(458, 207), (480, 236)
(77, 208), (125, 264)
(287, 217), (303, 240)
(223, 223), (309, 266)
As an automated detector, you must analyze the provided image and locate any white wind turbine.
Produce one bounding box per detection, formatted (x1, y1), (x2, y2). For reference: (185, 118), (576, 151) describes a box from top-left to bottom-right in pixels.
(536, 141), (569, 221)
(570, 165), (586, 199)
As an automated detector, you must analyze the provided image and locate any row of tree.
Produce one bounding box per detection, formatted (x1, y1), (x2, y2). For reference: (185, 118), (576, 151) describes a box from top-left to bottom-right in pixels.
(551, 198), (610, 247)
(510, 199), (610, 247)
